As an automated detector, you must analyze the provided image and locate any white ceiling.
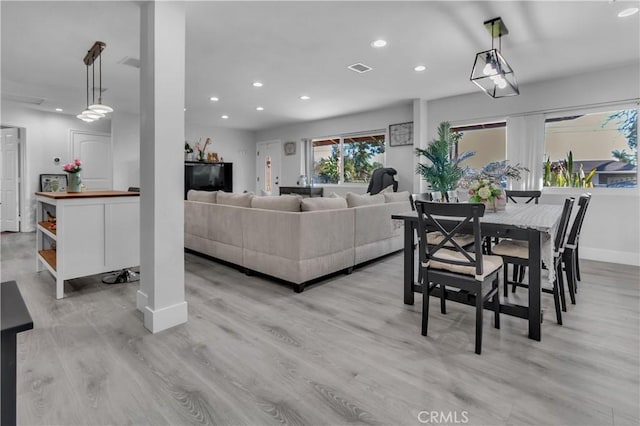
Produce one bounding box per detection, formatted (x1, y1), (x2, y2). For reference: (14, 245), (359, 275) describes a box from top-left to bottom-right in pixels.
(2, 1), (639, 131)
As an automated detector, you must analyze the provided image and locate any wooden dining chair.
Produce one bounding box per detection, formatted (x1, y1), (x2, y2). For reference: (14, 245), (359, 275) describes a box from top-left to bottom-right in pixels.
(492, 197), (575, 325)
(562, 193), (591, 304)
(415, 201), (502, 354)
(505, 190), (542, 204)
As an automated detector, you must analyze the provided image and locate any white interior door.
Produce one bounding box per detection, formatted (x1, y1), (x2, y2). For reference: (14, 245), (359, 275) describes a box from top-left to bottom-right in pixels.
(256, 140), (281, 195)
(71, 130), (112, 190)
(1, 128), (20, 232)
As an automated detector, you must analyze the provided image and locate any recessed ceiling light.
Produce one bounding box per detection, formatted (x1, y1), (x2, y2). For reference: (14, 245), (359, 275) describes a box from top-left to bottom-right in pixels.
(256, 106), (264, 111)
(252, 81), (263, 87)
(618, 7), (639, 17)
(221, 115), (229, 119)
(209, 97), (219, 102)
(55, 108), (63, 112)
(299, 95), (310, 100)
(414, 65), (427, 72)
(184, 108), (186, 111)
(371, 39), (387, 48)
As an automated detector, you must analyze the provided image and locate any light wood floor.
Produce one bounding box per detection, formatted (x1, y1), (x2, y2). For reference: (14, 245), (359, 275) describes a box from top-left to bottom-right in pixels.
(2, 232), (639, 426)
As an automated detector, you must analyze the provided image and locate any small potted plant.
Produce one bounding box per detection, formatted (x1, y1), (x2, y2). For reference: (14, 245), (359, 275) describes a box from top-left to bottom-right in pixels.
(468, 179), (504, 212)
(184, 141), (194, 161)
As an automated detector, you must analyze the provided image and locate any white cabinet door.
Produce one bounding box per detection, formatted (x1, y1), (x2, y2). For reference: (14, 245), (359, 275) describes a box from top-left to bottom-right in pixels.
(1, 128), (20, 232)
(71, 130), (112, 190)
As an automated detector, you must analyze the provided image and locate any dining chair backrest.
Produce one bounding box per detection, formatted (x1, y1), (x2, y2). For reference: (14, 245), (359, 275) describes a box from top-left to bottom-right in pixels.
(566, 193), (591, 247)
(409, 193), (431, 211)
(505, 190), (542, 204)
(415, 201), (485, 276)
(430, 191), (443, 202)
(446, 190), (459, 203)
(554, 197), (575, 254)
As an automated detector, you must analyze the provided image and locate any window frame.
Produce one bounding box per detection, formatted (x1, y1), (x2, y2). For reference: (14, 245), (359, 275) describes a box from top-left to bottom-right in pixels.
(309, 129), (386, 186)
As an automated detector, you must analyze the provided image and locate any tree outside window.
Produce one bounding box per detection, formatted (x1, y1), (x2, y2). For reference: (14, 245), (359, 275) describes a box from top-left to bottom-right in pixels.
(312, 133), (385, 184)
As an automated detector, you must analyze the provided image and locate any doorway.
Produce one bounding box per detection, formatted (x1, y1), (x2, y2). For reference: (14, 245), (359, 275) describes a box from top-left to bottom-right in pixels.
(70, 130), (113, 190)
(256, 140), (282, 195)
(1, 127), (23, 232)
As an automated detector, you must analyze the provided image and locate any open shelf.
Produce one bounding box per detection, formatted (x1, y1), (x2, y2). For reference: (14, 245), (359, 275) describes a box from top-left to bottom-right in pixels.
(38, 249), (57, 272)
(38, 221), (57, 237)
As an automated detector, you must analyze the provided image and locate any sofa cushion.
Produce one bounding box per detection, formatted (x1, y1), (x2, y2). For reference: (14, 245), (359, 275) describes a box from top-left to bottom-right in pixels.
(251, 195), (301, 212)
(217, 192), (254, 208)
(346, 192), (385, 208)
(383, 190), (410, 204)
(301, 197), (347, 211)
(187, 190), (217, 203)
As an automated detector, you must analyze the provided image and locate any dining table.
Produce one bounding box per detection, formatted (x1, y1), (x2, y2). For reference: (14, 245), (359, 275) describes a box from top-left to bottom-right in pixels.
(392, 203), (563, 341)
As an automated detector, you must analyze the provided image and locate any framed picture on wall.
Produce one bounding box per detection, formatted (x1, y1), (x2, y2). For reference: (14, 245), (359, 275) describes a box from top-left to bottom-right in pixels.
(389, 122), (413, 146)
(39, 174), (67, 192)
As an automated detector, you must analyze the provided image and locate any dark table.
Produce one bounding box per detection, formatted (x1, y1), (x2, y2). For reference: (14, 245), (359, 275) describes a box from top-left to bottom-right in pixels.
(392, 204), (562, 341)
(1, 281), (34, 426)
(279, 186), (324, 197)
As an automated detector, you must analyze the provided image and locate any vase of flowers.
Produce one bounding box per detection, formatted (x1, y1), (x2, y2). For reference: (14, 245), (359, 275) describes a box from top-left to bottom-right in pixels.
(194, 137), (212, 161)
(468, 179), (504, 212)
(63, 159), (82, 192)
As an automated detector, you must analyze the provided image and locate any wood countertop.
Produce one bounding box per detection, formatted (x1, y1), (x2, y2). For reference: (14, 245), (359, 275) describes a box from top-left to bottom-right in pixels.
(35, 190), (140, 199)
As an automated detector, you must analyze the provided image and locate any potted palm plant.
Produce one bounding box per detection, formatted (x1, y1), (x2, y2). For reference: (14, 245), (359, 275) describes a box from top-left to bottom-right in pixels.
(415, 121), (474, 197)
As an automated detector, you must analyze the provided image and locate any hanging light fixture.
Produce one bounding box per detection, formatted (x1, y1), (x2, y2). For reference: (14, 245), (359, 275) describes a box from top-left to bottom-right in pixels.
(77, 41), (113, 122)
(470, 17), (519, 98)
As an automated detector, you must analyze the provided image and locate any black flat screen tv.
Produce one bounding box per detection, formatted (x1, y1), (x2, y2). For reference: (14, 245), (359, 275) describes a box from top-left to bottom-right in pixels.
(184, 162), (233, 199)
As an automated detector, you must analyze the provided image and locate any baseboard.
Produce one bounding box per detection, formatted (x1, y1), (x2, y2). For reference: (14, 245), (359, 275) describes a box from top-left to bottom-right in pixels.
(580, 247), (640, 267)
(144, 301), (188, 333)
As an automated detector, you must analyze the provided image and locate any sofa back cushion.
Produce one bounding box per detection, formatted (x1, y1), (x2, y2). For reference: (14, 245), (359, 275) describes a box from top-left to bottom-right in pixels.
(383, 190), (411, 204)
(346, 192), (385, 208)
(217, 192), (254, 208)
(187, 190), (217, 203)
(301, 197), (348, 211)
(251, 195), (301, 212)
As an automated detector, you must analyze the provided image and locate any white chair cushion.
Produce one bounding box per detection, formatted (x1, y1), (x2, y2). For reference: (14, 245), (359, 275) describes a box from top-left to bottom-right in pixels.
(422, 249), (503, 280)
(426, 232), (475, 247)
(492, 240), (529, 259)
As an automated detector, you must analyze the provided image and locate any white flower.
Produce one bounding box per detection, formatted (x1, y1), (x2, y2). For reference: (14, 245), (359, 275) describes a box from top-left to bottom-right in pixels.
(478, 186), (491, 199)
(470, 181), (481, 190)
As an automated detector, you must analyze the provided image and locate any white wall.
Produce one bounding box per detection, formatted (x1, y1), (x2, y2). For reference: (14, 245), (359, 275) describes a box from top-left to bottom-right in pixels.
(185, 124), (256, 193)
(1, 101), (111, 231)
(426, 64), (640, 266)
(111, 110), (140, 190)
(255, 103), (414, 192)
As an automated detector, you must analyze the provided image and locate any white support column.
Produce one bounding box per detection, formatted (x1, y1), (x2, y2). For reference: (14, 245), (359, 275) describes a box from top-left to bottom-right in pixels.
(137, 1), (187, 333)
(412, 99), (429, 193)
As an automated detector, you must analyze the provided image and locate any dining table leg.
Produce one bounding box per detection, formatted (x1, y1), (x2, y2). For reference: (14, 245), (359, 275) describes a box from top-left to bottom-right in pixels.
(403, 220), (415, 305)
(528, 229), (542, 341)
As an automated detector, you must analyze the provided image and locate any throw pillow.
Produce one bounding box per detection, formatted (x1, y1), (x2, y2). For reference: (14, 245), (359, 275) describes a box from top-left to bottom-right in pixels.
(186, 190), (217, 203)
(301, 197), (348, 211)
(217, 191), (254, 208)
(383, 190), (411, 204)
(251, 195), (301, 212)
(346, 192), (385, 208)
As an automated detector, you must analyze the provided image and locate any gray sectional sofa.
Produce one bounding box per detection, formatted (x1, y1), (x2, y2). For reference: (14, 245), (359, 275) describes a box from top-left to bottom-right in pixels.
(184, 190), (410, 292)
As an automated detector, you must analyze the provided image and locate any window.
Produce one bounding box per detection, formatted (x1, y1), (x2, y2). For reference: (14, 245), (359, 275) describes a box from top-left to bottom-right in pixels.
(450, 122), (506, 171)
(544, 108), (637, 187)
(311, 132), (385, 184)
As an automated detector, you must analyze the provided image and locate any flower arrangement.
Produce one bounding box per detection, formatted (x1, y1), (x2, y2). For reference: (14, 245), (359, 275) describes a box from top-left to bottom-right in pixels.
(63, 159), (82, 173)
(194, 137), (212, 161)
(468, 179), (503, 203)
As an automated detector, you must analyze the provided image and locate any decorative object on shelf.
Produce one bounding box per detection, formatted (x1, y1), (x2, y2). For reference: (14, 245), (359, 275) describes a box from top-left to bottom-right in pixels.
(77, 41), (113, 122)
(389, 122), (413, 146)
(195, 137), (211, 161)
(415, 121), (475, 193)
(207, 152), (219, 162)
(184, 141), (194, 161)
(284, 141), (297, 155)
(468, 178), (504, 212)
(39, 174), (67, 192)
(470, 17), (519, 98)
(63, 159), (82, 192)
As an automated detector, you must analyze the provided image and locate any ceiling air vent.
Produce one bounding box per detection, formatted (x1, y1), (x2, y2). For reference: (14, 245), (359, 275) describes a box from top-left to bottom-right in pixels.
(118, 56), (141, 69)
(347, 63), (372, 73)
